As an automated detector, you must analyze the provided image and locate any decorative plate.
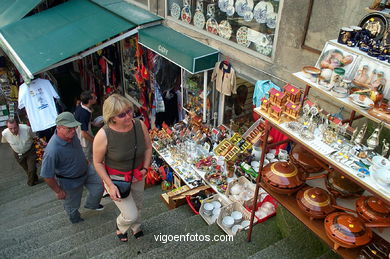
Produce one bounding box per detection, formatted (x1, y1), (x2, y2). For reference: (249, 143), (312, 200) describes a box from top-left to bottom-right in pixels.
(349, 94), (374, 109)
(235, 0), (254, 17)
(236, 26), (251, 47)
(359, 12), (388, 40)
(218, 0), (233, 12)
(170, 3), (181, 20)
(206, 18), (218, 35)
(253, 1), (274, 23)
(193, 11), (205, 29)
(266, 12), (277, 29)
(181, 6), (192, 23)
(218, 20), (232, 39)
(255, 44), (273, 56)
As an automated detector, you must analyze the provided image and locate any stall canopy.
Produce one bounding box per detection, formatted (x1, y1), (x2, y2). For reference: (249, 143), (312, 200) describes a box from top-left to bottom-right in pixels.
(0, 0), (162, 82)
(0, 0), (42, 28)
(138, 25), (219, 74)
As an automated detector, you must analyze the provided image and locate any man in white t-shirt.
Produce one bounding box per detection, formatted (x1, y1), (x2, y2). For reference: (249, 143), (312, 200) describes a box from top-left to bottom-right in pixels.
(1, 119), (39, 186)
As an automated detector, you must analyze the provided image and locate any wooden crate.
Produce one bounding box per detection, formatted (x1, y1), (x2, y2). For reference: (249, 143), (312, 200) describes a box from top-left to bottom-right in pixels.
(160, 185), (210, 210)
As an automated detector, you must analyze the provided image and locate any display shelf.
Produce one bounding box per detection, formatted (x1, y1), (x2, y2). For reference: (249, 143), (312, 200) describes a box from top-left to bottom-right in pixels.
(254, 107), (390, 205)
(260, 182), (383, 259)
(293, 71), (390, 130)
(152, 144), (201, 189)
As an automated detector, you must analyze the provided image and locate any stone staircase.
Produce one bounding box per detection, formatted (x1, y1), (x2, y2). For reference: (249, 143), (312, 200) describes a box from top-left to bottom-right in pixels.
(0, 143), (340, 258)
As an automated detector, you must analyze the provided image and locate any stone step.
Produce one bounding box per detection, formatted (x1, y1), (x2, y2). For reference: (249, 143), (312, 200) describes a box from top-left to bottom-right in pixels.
(56, 206), (200, 259)
(0, 197), (167, 256)
(134, 223), (223, 259)
(187, 217), (283, 259)
(247, 228), (329, 259)
(316, 249), (341, 259)
(0, 180), (47, 205)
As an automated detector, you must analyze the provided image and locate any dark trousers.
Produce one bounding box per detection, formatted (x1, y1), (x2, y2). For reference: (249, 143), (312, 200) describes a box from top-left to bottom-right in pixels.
(14, 147), (38, 186)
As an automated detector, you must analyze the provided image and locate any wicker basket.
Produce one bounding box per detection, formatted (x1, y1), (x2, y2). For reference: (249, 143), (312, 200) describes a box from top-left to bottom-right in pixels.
(199, 194), (232, 225)
(217, 202), (258, 236)
(225, 176), (256, 206)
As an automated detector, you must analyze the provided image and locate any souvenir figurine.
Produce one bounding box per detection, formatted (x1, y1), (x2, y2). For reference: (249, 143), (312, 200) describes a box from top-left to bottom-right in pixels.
(382, 139), (389, 157)
(366, 123), (383, 150)
(354, 123), (367, 145)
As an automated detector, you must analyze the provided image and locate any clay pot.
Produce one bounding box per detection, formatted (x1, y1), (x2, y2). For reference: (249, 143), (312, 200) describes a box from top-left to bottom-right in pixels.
(296, 186), (336, 220)
(325, 170), (365, 198)
(356, 196), (390, 224)
(324, 212), (390, 250)
(289, 144), (324, 174)
(262, 161), (305, 195)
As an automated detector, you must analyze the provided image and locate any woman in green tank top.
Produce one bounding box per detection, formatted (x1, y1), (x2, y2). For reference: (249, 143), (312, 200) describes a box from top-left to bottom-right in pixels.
(93, 94), (152, 242)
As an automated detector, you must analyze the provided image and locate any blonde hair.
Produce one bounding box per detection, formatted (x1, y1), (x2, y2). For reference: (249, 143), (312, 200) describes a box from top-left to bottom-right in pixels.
(102, 94), (133, 124)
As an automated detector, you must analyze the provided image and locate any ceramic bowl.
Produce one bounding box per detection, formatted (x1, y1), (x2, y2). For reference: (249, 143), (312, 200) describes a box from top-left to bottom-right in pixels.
(231, 210), (243, 224)
(251, 161), (260, 171)
(371, 156), (390, 172)
(211, 200), (222, 209)
(239, 190), (253, 202)
(203, 203), (214, 216)
(372, 167), (390, 186)
(241, 220), (250, 228)
(302, 66), (321, 82)
(266, 153), (275, 160)
(230, 184), (243, 195)
(232, 224), (241, 235)
(213, 207), (221, 216)
(222, 216), (235, 228)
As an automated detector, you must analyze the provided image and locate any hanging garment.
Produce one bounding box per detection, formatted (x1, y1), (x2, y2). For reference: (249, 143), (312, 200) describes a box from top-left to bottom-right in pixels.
(211, 61), (237, 96)
(18, 78), (60, 132)
(252, 80), (281, 107)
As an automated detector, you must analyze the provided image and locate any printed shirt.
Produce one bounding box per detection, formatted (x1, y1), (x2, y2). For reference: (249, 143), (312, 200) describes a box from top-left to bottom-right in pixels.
(18, 78), (59, 132)
(1, 124), (34, 154)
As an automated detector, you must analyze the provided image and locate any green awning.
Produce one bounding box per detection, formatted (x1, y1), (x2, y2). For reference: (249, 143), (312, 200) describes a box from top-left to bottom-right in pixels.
(91, 0), (162, 25)
(0, 0), (42, 28)
(138, 25), (219, 74)
(0, 0), (161, 82)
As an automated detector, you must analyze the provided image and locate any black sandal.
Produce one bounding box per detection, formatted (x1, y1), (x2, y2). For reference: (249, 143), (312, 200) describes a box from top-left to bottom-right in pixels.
(134, 230), (144, 239)
(116, 224), (128, 242)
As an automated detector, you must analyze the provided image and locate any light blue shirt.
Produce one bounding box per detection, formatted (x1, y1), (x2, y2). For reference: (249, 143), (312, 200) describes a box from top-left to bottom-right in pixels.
(40, 131), (88, 189)
(253, 80), (281, 107)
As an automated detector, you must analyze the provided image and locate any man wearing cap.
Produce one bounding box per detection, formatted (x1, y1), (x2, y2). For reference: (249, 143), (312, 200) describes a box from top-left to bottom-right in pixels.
(40, 112), (104, 224)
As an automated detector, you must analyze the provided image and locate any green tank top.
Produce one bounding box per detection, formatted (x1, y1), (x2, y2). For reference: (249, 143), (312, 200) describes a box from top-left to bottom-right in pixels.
(103, 119), (146, 171)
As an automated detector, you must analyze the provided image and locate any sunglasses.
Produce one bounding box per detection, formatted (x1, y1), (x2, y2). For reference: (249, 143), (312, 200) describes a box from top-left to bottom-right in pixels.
(117, 109), (133, 118)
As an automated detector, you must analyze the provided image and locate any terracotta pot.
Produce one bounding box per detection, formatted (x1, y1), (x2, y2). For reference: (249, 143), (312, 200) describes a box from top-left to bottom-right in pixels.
(325, 170), (365, 198)
(262, 161), (305, 195)
(289, 144), (324, 174)
(324, 212), (390, 250)
(356, 196), (390, 223)
(296, 186), (336, 220)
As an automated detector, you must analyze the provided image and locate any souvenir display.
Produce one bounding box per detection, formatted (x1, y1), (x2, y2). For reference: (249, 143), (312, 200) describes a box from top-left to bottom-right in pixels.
(236, 26), (251, 47)
(289, 144), (324, 174)
(253, 1), (274, 24)
(181, 0), (192, 24)
(170, 2), (181, 20)
(217, 20), (233, 40)
(193, 0), (205, 29)
(266, 12), (277, 29)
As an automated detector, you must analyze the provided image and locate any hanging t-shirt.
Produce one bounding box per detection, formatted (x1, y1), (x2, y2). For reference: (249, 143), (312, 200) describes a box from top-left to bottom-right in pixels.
(18, 78), (60, 132)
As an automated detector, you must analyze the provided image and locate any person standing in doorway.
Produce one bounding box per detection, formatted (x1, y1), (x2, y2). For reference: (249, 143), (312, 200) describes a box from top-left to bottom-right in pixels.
(40, 112), (104, 224)
(75, 91), (97, 162)
(1, 119), (39, 186)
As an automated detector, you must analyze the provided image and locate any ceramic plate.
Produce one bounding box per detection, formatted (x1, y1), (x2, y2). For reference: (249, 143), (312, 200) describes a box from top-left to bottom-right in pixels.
(218, 20), (232, 39)
(206, 18), (218, 35)
(359, 13), (388, 40)
(170, 3), (181, 20)
(218, 0), (233, 12)
(349, 94), (374, 109)
(266, 12), (277, 29)
(235, 0), (254, 17)
(193, 11), (205, 29)
(181, 6), (192, 23)
(236, 26), (251, 47)
(253, 1), (274, 23)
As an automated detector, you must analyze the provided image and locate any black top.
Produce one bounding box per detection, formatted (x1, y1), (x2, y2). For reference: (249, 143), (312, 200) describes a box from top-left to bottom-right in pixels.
(74, 105), (91, 131)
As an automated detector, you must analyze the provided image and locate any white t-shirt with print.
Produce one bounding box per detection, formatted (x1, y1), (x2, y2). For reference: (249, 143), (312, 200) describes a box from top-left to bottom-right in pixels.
(18, 78), (59, 132)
